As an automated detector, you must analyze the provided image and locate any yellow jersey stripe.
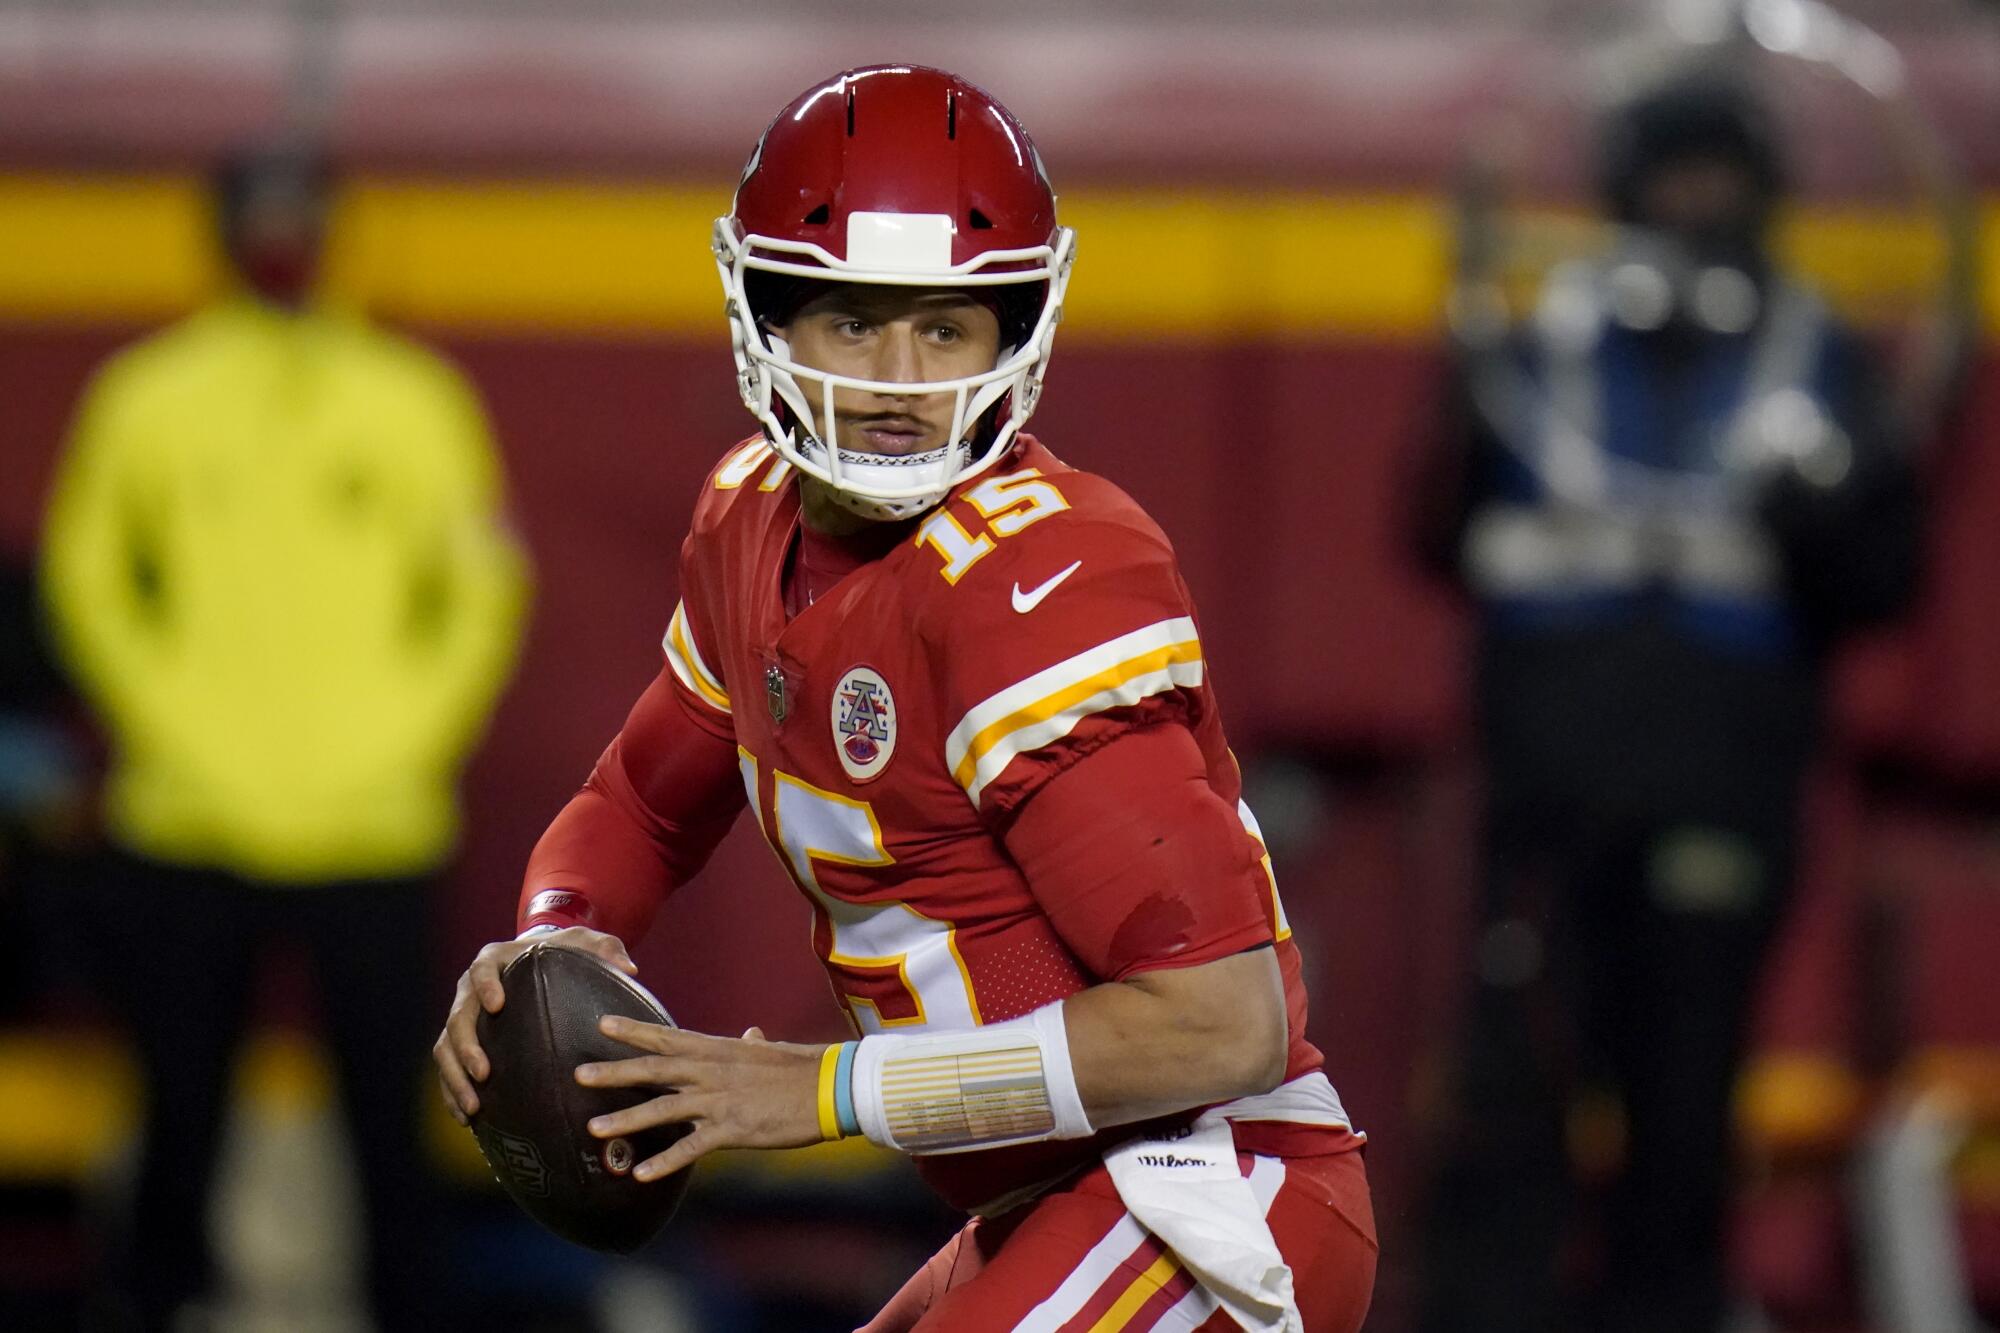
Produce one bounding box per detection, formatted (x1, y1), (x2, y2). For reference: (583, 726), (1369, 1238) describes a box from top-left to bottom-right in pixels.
(953, 640), (1201, 791)
(947, 617), (1200, 766)
(945, 617), (1205, 807)
(662, 601), (730, 713)
(1235, 797), (1292, 943)
(673, 603), (729, 701)
(949, 652), (1204, 808)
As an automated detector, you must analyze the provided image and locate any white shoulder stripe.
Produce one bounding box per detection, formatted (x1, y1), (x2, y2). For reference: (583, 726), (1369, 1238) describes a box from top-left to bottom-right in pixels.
(661, 600), (730, 713)
(945, 617), (1202, 808)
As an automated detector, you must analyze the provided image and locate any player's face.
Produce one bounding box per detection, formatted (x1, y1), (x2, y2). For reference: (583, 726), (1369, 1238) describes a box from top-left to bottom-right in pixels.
(224, 176), (328, 310)
(773, 285), (1003, 456)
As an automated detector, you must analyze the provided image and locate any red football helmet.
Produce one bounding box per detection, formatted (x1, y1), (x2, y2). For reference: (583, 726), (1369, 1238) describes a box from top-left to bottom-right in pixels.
(714, 65), (1076, 520)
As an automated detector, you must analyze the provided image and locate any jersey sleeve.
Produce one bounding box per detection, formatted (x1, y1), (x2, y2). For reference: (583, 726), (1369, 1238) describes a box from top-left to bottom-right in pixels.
(935, 508), (1205, 819)
(518, 662), (746, 944)
(1002, 720), (1274, 980)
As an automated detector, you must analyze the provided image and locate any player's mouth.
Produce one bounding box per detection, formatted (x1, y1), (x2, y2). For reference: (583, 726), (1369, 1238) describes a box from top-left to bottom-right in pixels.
(842, 413), (935, 456)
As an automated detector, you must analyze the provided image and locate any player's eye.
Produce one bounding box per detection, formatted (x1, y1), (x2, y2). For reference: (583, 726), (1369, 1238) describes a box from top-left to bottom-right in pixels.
(927, 322), (962, 344)
(834, 318), (873, 338)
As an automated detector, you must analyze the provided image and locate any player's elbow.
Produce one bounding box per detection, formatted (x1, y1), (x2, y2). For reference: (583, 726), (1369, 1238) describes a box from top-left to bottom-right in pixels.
(1227, 969), (1290, 1096)
(1122, 945), (1291, 1104)
(1195, 949), (1289, 1098)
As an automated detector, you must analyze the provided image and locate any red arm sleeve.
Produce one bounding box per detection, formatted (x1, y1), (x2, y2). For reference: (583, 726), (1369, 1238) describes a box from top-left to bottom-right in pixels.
(1001, 721), (1274, 981)
(517, 665), (746, 945)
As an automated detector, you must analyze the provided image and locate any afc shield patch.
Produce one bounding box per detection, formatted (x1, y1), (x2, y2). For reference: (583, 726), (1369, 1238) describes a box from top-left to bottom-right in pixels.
(832, 665), (896, 783)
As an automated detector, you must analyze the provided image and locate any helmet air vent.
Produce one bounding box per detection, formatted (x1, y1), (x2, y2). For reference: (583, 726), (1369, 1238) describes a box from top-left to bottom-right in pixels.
(968, 209), (994, 230)
(947, 90), (958, 140)
(803, 203), (831, 226)
(845, 83), (856, 136)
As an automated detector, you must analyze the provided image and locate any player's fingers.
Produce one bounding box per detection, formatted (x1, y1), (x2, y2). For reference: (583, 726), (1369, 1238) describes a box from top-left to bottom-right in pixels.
(583, 934), (637, 975)
(433, 1036), (480, 1119)
(741, 1025), (767, 1042)
(597, 1014), (691, 1054)
(574, 1053), (683, 1090)
(445, 993), (491, 1083)
(634, 1125), (717, 1182)
(455, 1034), (490, 1084)
(436, 1069), (471, 1125)
(469, 954), (508, 1014)
(548, 926), (635, 975)
(586, 1092), (694, 1139)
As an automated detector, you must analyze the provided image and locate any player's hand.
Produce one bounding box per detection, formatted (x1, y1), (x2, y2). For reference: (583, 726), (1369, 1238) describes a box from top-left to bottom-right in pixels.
(575, 1020), (827, 1180)
(433, 927), (636, 1125)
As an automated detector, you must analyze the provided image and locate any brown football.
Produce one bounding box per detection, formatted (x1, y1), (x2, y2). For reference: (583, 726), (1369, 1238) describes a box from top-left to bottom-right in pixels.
(470, 943), (693, 1253)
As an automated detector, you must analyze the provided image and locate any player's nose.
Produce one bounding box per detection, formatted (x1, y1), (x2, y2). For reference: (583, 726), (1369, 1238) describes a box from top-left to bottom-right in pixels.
(868, 324), (924, 388)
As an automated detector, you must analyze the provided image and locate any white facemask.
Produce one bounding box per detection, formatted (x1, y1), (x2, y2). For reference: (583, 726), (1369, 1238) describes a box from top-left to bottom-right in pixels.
(715, 215), (1075, 521)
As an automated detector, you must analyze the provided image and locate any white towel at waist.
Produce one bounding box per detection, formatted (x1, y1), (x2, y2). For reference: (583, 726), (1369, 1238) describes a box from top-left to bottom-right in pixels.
(1101, 1072), (1353, 1332)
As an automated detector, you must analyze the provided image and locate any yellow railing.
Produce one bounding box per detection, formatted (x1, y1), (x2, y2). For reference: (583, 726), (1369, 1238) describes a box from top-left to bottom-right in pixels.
(1, 174), (1993, 339)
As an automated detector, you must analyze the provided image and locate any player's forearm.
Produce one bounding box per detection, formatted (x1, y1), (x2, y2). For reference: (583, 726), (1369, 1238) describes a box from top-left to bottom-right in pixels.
(835, 945), (1288, 1156)
(1060, 945), (1290, 1128)
(518, 676), (746, 942)
(519, 782), (674, 943)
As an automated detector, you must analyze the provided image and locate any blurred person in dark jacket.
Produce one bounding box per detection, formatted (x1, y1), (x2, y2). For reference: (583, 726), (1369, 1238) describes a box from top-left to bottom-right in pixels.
(39, 143), (528, 1332)
(1411, 70), (1920, 1333)
(0, 562), (85, 1015)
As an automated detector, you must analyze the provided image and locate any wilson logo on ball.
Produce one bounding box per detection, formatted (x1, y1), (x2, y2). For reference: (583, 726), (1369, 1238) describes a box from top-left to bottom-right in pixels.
(832, 666), (895, 783)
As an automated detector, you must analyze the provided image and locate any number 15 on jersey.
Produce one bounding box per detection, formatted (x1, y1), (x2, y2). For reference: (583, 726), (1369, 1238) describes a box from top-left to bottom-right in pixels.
(738, 748), (984, 1034)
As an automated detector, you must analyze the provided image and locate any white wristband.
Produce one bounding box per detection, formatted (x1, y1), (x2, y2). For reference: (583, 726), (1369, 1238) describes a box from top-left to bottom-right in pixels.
(515, 923), (563, 940)
(851, 1001), (1094, 1155)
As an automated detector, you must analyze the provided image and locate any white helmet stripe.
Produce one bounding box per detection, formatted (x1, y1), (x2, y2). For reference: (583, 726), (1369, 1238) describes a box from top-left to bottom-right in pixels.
(846, 211), (957, 271)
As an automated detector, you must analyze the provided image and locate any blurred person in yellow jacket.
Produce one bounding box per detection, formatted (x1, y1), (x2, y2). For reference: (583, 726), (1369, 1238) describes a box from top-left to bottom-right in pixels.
(39, 142), (527, 1332)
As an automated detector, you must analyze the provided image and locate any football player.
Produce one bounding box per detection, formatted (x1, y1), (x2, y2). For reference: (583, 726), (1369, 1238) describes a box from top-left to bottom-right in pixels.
(436, 66), (1375, 1331)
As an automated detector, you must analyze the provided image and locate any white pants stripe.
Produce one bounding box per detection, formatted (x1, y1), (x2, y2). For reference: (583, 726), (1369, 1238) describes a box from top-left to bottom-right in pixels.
(1011, 1213), (1155, 1333)
(1011, 1154), (1289, 1333)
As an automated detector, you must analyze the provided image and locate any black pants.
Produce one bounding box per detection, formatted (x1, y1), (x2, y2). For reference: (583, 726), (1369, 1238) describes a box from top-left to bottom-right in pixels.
(80, 849), (443, 1333)
(1419, 811), (1795, 1333)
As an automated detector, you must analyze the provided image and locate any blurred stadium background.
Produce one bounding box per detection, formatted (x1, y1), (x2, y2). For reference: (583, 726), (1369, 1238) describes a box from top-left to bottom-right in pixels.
(1, 0), (1997, 1329)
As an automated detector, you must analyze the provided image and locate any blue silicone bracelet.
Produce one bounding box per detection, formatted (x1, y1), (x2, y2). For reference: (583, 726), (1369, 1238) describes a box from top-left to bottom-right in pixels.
(833, 1040), (860, 1137)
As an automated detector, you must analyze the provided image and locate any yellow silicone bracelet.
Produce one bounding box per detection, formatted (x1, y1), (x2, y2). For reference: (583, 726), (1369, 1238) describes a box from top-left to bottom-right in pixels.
(816, 1044), (845, 1141)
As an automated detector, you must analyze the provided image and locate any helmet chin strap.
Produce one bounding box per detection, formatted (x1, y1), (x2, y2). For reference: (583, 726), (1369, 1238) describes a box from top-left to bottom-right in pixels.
(820, 478), (943, 523)
(794, 433), (974, 522)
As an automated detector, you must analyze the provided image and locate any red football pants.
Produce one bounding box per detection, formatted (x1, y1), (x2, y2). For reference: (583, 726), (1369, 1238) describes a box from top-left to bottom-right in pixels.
(860, 1147), (1376, 1333)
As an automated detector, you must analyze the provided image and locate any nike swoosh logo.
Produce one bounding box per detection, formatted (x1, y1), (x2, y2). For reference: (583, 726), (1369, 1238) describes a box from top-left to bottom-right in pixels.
(1012, 560), (1083, 614)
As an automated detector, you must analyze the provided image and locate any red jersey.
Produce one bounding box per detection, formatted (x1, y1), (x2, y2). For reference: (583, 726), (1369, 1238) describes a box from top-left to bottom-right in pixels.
(534, 434), (1357, 1212)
